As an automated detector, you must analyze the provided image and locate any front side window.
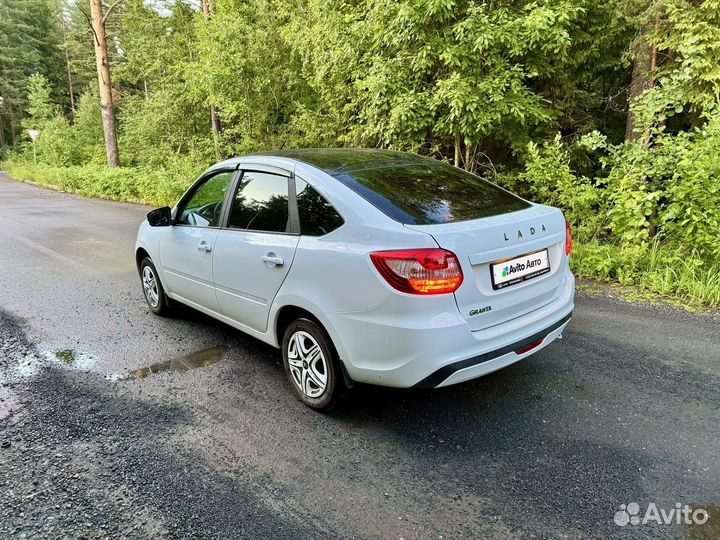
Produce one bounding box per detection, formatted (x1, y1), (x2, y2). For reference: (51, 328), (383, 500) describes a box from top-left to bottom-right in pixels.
(177, 171), (234, 227)
(295, 179), (344, 236)
(227, 171), (290, 233)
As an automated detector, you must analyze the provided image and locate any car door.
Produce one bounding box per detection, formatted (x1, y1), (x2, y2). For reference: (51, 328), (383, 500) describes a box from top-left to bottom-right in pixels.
(212, 168), (300, 332)
(158, 170), (235, 312)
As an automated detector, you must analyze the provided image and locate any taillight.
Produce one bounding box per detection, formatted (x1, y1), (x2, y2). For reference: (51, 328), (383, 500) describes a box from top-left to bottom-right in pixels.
(370, 248), (463, 295)
(565, 219), (573, 256)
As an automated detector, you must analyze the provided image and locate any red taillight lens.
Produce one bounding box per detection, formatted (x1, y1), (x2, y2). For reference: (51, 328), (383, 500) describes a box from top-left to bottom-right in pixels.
(565, 219), (573, 256)
(370, 249), (464, 295)
(516, 339), (543, 355)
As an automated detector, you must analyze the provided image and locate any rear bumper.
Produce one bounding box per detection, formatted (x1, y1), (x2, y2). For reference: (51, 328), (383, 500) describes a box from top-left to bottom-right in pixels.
(331, 270), (575, 388)
(413, 311), (571, 388)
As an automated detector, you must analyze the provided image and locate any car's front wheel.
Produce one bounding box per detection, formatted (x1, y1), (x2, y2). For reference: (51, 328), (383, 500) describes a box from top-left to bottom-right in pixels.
(282, 318), (342, 410)
(139, 257), (172, 316)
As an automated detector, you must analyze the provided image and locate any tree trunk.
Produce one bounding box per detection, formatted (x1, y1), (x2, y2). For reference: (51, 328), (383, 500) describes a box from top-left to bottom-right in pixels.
(201, 0), (222, 160)
(626, 16), (660, 142)
(61, 11), (76, 116)
(454, 133), (461, 168)
(90, 0), (120, 168)
(625, 40), (652, 141)
(0, 117), (5, 148)
(210, 105), (222, 160)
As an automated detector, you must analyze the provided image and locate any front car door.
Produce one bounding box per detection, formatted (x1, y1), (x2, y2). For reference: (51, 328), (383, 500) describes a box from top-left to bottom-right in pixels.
(159, 170), (235, 312)
(212, 168), (300, 332)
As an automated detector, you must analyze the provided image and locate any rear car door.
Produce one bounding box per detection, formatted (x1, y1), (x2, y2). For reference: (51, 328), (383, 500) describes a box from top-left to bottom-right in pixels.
(158, 170), (235, 312)
(212, 168), (300, 332)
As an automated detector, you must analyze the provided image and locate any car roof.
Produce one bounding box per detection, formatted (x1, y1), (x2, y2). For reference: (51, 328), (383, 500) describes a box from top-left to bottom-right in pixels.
(208, 149), (441, 177)
(255, 148), (436, 174)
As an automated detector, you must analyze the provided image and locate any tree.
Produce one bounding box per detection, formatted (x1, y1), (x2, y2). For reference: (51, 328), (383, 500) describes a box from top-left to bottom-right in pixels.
(634, 0), (720, 131)
(290, 0), (592, 169)
(61, 6), (76, 114)
(200, 0), (222, 160)
(23, 73), (58, 128)
(0, 0), (66, 145)
(89, 0), (122, 167)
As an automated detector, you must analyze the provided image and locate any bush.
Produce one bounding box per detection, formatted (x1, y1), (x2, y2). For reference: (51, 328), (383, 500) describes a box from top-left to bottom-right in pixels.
(119, 89), (215, 170)
(511, 121), (720, 307)
(1, 159), (202, 207)
(514, 134), (604, 243)
(573, 241), (720, 306)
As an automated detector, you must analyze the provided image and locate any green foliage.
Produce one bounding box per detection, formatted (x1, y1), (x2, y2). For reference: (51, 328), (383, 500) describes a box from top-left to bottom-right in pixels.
(573, 241), (720, 306)
(633, 0), (720, 130)
(31, 116), (78, 166)
(0, 0), (67, 144)
(515, 134), (603, 242)
(2, 159), (200, 207)
(21, 74), (78, 165)
(23, 73), (59, 128)
(599, 115), (720, 259)
(512, 116), (720, 305)
(73, 90), (106, 164)
(289, 0), (590, 156)
(119, 89), (214, 169)
(189, 0), (313, 154)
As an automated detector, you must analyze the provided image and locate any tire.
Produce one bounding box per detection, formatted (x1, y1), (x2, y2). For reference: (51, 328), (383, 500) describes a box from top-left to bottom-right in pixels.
(139, 257), (173, 316)
(282, 318), (343, 410)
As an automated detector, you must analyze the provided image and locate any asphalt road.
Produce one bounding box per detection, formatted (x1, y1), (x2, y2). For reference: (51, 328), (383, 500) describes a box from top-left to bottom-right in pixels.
(0, 174), (719, 540)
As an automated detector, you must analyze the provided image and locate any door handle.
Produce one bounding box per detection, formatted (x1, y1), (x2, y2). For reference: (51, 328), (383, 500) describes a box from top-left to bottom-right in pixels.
(197, 241), (212, 253)
(261, 253), (284, 267)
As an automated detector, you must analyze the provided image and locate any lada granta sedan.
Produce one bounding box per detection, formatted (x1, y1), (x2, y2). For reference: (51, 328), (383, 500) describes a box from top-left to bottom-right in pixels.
(135, 149), (575, 409)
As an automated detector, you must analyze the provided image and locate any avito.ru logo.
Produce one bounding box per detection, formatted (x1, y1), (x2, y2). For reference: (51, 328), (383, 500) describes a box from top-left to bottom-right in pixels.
(614, 502), (709, 527)
(502, 257), (543, 278)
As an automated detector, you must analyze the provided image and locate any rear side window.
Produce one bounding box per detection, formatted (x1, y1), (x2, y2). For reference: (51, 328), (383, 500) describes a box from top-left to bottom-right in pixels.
(331, 162), (530, 225)
(228, 171), (290, 233)
(295, 179), (344, 236)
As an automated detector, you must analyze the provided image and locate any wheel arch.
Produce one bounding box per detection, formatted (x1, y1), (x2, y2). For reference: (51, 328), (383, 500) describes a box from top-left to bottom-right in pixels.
(135, 247), (150, 270)
(273, 303), (355, 389)
(275, 305), (323, 348)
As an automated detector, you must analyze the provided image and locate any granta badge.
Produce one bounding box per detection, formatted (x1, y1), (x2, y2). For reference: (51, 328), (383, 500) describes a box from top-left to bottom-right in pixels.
(469, 306), (492, 316)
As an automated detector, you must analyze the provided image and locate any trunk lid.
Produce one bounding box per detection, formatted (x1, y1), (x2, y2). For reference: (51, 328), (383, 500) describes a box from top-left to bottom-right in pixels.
(405, 204), (568, 331)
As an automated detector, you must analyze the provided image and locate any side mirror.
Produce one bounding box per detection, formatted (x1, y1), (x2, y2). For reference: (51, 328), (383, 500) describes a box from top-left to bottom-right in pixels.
(147, 206), (172, 227)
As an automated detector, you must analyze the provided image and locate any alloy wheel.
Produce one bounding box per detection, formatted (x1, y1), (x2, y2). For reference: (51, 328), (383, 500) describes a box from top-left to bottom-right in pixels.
(142, 265), (160, 308)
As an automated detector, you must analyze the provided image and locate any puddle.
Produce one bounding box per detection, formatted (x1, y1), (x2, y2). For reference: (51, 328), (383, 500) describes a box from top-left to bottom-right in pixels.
(686, 505), (720, 539)
(53, 349), (97, 369)
(107, 346), (227, 382)
(6, 348), (100, 380)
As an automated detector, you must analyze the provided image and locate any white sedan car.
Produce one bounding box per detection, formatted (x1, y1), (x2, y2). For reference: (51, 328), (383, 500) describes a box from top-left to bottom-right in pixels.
(135, 149), (575, 409)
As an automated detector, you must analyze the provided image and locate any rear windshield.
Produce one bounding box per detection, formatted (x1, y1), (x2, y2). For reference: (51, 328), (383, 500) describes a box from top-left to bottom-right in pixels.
(331, 162), (531, 225)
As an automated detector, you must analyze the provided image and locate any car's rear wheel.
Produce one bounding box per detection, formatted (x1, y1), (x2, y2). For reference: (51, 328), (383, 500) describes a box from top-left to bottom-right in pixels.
(282, 318), (342, 410)
(140, 257), (172, 316)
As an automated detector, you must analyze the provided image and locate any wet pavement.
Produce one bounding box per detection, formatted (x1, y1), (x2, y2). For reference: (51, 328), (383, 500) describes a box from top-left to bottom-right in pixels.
(1, 174), (719, 539)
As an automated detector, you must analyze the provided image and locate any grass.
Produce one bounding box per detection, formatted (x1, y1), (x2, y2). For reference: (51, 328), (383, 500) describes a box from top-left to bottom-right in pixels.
(572, 241), (720, 309)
